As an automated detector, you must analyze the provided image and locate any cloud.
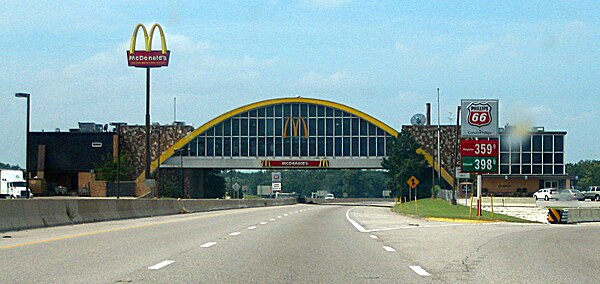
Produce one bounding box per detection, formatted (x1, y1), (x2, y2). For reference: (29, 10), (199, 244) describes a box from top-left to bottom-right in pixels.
(395, 42), (411, 54)
(299, 0), (350, 9)
(292, 71), (356, 90)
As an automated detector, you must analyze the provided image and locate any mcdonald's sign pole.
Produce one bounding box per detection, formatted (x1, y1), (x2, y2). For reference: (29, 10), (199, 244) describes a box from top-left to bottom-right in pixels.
(127, 23), (170, 196)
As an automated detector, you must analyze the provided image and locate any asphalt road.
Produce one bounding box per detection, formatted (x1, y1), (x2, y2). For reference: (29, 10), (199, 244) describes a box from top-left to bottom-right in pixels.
(1, 204), (600, 283)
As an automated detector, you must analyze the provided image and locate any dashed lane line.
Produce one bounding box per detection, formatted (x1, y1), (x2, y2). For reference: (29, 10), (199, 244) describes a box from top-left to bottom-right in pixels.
(200, 242), (216, 248)
(382, 246), (396, 252)
(260, 222), (268, 225)
(248, 226), (257, 230)
(229, 232), (241, 236)
(369, 235), (379, 239)
(148, 260), (175, 270)
(409, 266), (431, 276)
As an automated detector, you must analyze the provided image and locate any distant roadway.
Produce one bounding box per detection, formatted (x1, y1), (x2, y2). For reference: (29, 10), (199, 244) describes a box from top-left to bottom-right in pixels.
(1, 203), (599, 283)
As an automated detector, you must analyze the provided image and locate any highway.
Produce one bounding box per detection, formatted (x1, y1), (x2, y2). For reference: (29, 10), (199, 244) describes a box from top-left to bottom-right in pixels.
(1, 203), (600, 283)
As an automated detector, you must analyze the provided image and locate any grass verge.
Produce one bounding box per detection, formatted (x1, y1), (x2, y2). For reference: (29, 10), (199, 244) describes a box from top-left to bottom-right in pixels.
(392, 198), (536, 223)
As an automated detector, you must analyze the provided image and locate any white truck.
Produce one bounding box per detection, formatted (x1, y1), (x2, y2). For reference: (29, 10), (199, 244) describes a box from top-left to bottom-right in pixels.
(0, 169), (32, 199)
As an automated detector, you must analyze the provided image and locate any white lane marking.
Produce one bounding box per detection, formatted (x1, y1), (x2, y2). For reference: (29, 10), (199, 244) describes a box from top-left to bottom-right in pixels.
(284, 214), (289, 216)
(201, 242), (216, 248)
(382, 246), (396, 252)
(248, 226), (257, 230)
(229, 232), (241, 236)
(369, 235), (379, 239)
(260, 222), (267, 225)
(270, 218), (276, 221)
(149, 260), (175, 270)
(277, 216), (282, 219)
(294, 211), (299, 213)
(409, 266), (431, 276)
(346, 208), (368, 233)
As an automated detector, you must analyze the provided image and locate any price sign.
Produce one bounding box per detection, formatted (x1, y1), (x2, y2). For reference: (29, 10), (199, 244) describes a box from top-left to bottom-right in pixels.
(461, 157), (498, 173)
(460, 140), (498, 157)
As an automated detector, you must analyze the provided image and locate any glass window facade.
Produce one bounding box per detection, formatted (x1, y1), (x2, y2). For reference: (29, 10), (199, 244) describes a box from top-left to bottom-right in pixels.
(182, 103), (393, 158)
(499, 132), (565, 175)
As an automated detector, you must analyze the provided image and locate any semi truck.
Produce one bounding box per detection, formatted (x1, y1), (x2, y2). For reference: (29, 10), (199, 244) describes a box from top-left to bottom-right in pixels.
(0, 169), (32, 198)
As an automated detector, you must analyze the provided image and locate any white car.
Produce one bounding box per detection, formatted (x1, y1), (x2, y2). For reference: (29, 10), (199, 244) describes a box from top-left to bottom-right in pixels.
(533, 188), (557, 201)
(324, 194), (335, 200)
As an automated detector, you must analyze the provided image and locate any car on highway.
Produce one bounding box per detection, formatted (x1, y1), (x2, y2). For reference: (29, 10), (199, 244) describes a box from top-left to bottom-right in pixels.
(533, 188), (558, 201)
(557, 189), (585, 201)
(324, 193), (335, 200)
(581, 186), (600, 201)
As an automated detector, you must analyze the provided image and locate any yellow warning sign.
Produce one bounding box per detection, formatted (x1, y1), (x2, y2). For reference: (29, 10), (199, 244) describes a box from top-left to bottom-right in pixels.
(407, 176), (420, 189)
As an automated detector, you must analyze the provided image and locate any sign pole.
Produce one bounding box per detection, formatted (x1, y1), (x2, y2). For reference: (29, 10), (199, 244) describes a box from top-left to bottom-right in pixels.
(477, 174), (482, 216)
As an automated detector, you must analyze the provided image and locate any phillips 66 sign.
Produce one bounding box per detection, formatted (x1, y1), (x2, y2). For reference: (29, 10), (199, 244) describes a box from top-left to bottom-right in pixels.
(461, 99), (499, 137)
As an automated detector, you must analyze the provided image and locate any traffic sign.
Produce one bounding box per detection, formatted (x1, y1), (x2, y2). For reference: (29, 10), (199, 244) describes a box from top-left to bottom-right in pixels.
(407, 176), (420, 189)
(272, 172), (281, 182)
(461, 157), (498, 173)
(272, 182), (282, 192)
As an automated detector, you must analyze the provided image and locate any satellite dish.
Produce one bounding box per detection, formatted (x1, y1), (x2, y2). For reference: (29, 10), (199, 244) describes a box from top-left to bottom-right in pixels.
(411, 113), (426, 126)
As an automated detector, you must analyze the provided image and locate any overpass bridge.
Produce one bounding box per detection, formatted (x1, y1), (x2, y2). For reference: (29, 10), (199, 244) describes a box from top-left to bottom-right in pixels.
(135, 97), (452, 194)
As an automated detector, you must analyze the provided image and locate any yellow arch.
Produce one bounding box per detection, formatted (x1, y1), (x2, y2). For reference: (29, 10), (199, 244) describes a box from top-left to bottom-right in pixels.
(136, 97), (400, 185)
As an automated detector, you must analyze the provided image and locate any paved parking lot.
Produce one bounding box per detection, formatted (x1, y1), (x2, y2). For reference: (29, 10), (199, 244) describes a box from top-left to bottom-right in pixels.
(460, 197), (600, 223)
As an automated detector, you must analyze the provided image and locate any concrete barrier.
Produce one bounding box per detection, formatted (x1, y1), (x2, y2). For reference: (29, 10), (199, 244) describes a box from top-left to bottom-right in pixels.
(0, 198), (297, 232)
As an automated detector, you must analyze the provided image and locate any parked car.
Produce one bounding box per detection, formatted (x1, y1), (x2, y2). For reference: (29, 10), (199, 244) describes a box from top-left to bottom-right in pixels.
(324, 193), (335, 200)
(557, 189), (585, 201)
(581, 186), (600, 201)
(533, 188), (558, 201)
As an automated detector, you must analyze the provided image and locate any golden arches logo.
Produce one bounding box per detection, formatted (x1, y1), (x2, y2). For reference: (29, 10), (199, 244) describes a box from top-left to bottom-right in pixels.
(283, 117), (309, 138)
(127, 23), (170, 68)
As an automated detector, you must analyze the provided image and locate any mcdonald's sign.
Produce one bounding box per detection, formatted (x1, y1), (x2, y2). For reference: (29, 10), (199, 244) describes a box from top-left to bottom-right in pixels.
(261, 159), (329, 168)
(127, 23), (170, 68)
(283, 117), (308, 138)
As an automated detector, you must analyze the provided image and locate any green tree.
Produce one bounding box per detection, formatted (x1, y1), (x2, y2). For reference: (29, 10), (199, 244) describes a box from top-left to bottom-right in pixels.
(381, 131), (427, 199)
(568, 160), (600, 188)
(95, 154), (135, 182)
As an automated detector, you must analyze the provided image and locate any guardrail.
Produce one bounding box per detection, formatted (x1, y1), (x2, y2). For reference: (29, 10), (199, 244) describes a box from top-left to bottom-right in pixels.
(547, 208), (600, 224)
(0, 198), (296, 232)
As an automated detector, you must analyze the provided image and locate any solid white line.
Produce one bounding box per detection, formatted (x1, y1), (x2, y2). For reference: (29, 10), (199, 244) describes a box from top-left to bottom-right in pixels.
(369, 235), (379, 239)
(148, 260), (175, 270)
(248, 226), (257, 230)
(382, 246), (396, 252)
(260, 222), (267, 225)
(346, 208), (368, 233)
(409, 266), (431, 276)
(201, 242), (216, 248)
(229, 232), (241, 236)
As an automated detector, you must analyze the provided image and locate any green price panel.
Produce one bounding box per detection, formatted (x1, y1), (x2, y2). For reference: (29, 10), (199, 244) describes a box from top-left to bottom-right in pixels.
(461, 157), (498, 173)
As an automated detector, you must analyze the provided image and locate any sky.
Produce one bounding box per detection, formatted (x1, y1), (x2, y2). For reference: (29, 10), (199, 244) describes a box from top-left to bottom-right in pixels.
(1, 0), (599, 167)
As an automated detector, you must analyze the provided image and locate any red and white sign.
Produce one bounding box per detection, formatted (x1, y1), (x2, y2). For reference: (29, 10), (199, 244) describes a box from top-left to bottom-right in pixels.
(127, 51), (170, 68)
(460, 139), (499, 157)
(271, 160), (320, 167)
(467, 102), (493, 127)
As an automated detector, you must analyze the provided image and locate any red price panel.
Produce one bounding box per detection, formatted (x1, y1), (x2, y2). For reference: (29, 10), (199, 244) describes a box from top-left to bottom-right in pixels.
(460, 139), (498, 157)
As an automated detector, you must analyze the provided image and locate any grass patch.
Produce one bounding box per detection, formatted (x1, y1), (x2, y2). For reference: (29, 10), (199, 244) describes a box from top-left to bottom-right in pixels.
(393, 198), (536, 223)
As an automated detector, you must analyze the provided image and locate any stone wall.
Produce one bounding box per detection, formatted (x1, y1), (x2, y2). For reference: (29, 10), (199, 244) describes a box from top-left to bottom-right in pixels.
(402, 125), (460, 175)
(119, 124), (194, 180)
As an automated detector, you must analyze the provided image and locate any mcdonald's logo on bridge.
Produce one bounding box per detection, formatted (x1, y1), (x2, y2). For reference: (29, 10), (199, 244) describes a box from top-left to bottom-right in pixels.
(283, 117), (309, 138)
(127, 23), (170, 68)
(261, 159), (330, 168)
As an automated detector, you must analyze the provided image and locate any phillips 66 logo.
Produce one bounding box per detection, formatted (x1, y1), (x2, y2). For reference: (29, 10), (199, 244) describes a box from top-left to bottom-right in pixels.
(467, 102), (493, 127)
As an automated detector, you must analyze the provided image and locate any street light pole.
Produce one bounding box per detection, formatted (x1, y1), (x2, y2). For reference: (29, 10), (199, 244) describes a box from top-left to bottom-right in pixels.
(15, 93), (30, 194)
(437, 88), (441, 186)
